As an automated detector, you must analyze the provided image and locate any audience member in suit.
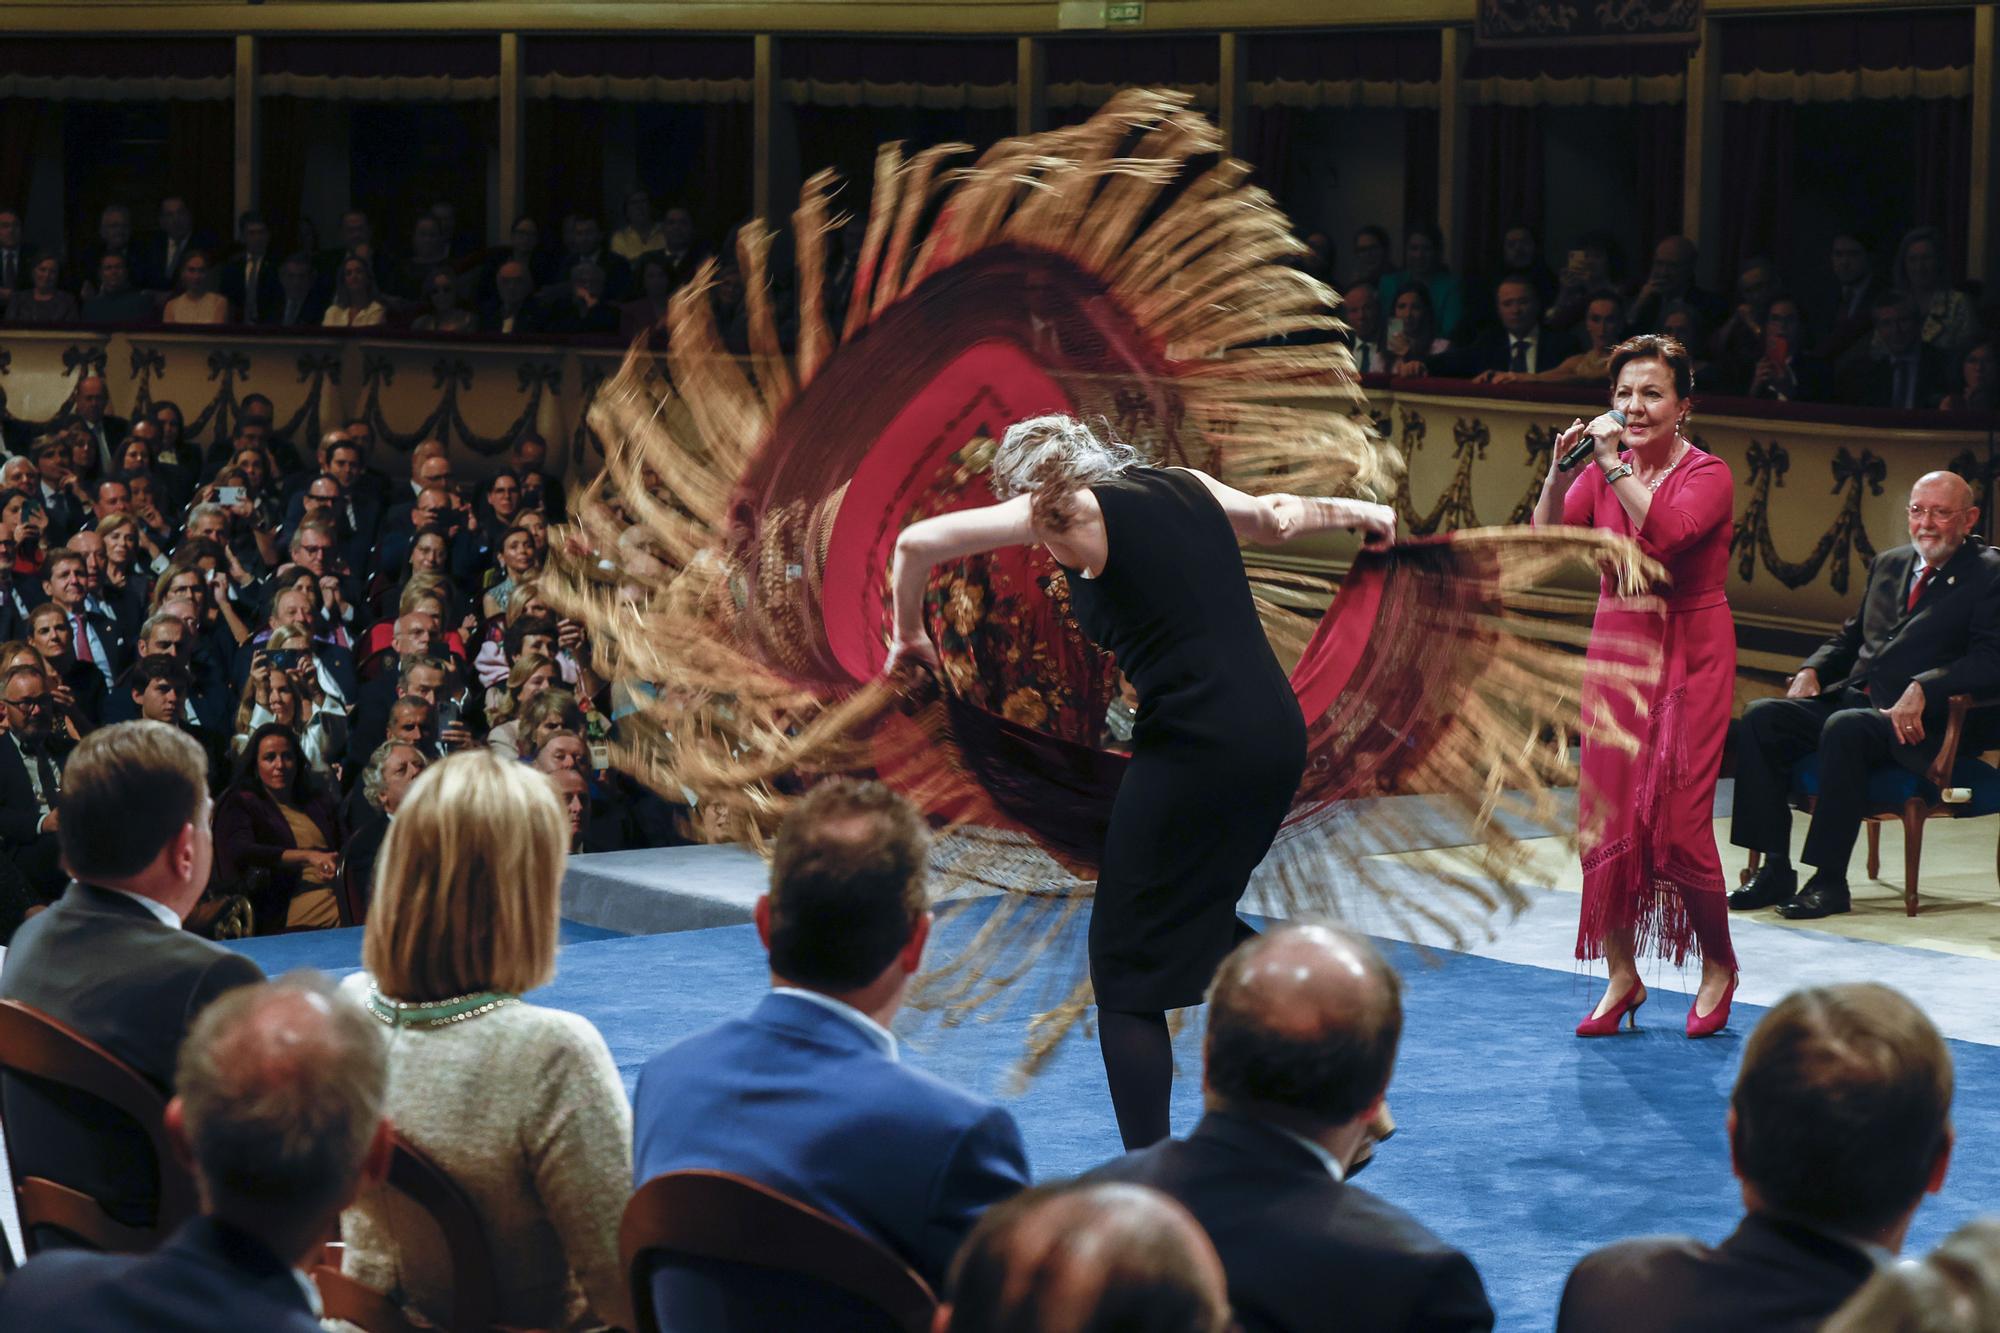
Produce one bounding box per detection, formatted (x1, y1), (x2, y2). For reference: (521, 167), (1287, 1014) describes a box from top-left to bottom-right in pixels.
(0, 206), (37, 305)
(28, 602), (108, 730)
(128, 657), (228, 793)
(1810, 233), (1887, 366)
(77, 203), (148, 295)
(0, 972), (390, 1333)
(1837, 290), (1953, 410)
(344, 613), (441, 773)
(0, 662), (73, 916)
(280, 471), (382, 581)
(0, 517), (41, 641)
(632, 779), (1031, 1291)
(538, 261), (623, 336)
(137, 196), (218, 296)
(1731, 471), (2000, 918)
(217, 213), (285, 326)
(938, 1181), (1231, 1333)
(68, 374), (129, 478)
(32, 437), (88, 544)
(1626, 234), (1729, 335)
(79, 252), (159, 325)
(1090, 923), (1494, 1333)
(1556, 982), (1953, 1333)
(1415, 274), (1567, 380)
(1824, 1216), (2000, 1332)
(513, 432), (567, 519)
(636, 205), (710, 296)
(44, 544), (128, 687)
(270, 254), (328, 328)
(211, 722), (343, 933)
(340, 752), (633, 1330)
(0, 722), (265, 1234)
(549, 215), (633, 303)
(338, 739), (426, 924)
(1341, 282), (1394, 377)
(480, 259), (544, 335)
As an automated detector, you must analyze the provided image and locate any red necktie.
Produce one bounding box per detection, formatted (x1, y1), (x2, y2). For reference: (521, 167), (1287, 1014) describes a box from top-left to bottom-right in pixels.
(1906, 565), (1934, 613)
(72, 613), (92, 664)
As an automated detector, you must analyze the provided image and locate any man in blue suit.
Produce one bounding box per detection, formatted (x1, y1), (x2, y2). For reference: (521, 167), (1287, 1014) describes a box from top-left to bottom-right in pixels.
(632, 779), (1030, 1291)
(0, 971), (390, 1331)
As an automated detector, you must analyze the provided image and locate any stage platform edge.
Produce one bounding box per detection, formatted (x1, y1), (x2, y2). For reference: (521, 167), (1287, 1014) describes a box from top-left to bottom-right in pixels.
(561, 844), (769, 936)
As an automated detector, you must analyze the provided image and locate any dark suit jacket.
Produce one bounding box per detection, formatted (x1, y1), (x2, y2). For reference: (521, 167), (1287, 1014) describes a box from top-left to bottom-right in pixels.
(1556, 1212), (1879, 1333)
(0, 732), (68, 854)
(0, 883), (264, 1227)
(268, 290), (328, 328)
(1427, 325), (1568, 378)
(1837, 343), (1952, 409)
(476, 298), (546, 335)
(138, 231), (219, 294)
(1090, 1111), (1493, 1333)
(632, 991), (1031, 1289)
(0, 1214), (320, 1331)
(217, 253), (285, 325)
(1802, 540), (2000, 767)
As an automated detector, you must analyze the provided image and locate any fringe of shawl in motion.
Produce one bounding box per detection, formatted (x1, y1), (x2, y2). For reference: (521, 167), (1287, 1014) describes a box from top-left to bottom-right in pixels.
(542, 89), (1661, 1071)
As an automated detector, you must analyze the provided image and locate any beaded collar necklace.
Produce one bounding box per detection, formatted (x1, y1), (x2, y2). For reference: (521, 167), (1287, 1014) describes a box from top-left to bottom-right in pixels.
(1639, 436), (1691, 492)
(364, 982), (519, 1030)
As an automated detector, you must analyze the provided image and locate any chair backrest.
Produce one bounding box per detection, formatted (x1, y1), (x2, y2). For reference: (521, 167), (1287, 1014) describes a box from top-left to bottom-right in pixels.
(621, 1170), (937, 1333)
(314, 1132), (508, 1333)
(0, 998), (198, 1255)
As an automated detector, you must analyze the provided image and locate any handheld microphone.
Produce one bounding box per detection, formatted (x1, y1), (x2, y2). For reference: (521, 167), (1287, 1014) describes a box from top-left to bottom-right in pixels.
(1557, 409), (1627, 471)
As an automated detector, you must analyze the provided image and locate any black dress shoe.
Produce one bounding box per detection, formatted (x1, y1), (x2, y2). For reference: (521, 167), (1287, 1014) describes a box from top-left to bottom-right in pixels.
(1778, 878), (1852, 920)
(1728, 863), (1797, 911)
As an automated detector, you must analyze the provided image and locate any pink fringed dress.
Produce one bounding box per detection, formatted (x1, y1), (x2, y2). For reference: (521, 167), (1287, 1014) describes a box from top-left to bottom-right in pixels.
(1560, 446), (1737, 968)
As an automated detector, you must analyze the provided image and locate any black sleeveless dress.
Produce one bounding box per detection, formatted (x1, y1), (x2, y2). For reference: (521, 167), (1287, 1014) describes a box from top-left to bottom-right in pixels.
(1063, 467), (1308, 1012)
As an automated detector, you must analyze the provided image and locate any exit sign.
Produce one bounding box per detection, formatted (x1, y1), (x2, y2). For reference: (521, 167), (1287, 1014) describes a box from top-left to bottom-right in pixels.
(1107, 2), (1144, 23)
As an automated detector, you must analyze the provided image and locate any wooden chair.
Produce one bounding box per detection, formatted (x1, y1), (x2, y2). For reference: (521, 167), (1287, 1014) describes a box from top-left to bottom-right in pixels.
(313, 1132), (537, 1333)
(1742, 691), (2000, 915)
(621, 1170), (937, 1333)
(0, 999), (198, 1260)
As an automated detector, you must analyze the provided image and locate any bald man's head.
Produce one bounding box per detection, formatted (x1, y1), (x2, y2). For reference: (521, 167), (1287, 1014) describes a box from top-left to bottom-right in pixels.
(940, 1181), (1229, 1333)
(1203, 922), (1402, 1130)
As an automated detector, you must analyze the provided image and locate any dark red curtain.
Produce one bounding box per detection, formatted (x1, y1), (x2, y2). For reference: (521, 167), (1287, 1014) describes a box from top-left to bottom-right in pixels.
(1403, 108), (1440, 246)
(1632, 103), (1685, 272)
(166, 101), (234, 250)
(1915, 98), (1972, 278)
(0, 99), (45, 213)
(258, 98), (314, 252)
(1245, 106), (1295, 203)
(1717, 101), (1795, 288)
(525, 101), (608, 234)
(1462, 107), (1542, 281)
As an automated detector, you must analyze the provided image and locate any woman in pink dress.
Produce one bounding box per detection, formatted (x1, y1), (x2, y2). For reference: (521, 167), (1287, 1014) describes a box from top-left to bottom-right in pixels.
(1531, 334), (1739, 1038)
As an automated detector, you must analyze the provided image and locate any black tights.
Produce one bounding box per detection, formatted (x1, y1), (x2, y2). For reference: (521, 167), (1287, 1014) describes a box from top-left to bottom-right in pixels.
(1099, 1008), (1172, 1150)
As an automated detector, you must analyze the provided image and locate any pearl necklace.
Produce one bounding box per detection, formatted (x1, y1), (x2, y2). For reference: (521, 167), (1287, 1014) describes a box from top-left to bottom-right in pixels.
(1639, 438), (1690, 493)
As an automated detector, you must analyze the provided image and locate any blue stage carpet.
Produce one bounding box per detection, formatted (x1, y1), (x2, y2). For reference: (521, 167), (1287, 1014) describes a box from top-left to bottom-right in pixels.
(231, 921), (2000, 1329)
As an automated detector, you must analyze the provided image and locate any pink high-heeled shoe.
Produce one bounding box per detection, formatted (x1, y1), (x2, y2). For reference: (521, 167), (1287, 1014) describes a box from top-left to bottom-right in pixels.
(1686, 974), (1739, 1039)
(1576, 980), (1647, 1037)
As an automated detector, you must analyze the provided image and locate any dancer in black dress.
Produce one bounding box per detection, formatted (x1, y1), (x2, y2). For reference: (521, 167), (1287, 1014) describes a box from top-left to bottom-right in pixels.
(889, 414), (1395, 1147)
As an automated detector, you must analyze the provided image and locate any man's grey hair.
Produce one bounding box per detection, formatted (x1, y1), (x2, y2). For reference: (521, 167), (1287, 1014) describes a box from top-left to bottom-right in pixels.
(361, 739), (417, 812)
(188, 502), (227, 529)
(174, 971), (386, 1215)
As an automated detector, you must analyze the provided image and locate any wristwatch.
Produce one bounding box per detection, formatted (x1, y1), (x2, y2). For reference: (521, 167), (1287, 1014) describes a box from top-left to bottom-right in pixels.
(1600, 463), (1634, 486)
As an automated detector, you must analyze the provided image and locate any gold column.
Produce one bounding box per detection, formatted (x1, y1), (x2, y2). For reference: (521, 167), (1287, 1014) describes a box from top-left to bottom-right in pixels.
(1437, 27), (1470, 273)
(498, 33), (523, 245)
(755, 34), (778, 223)
(1969, 5), (1997, 285)
(1682, 18), (1723, 283)
(234, 35), (258, 220)
(1016, 35), (1045, 136)
(1219, 32), (1247, 159)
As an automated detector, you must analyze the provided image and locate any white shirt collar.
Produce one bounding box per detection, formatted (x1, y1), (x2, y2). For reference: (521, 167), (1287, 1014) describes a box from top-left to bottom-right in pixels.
(772, 986), (898, 1061)
(106, 887), (182, 929)
(1511, 329), (1538, 349)
(1272, 1123), (1346, 1183)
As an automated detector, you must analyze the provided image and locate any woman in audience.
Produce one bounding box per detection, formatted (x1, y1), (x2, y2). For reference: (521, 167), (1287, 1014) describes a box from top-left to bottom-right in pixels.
(481, 521), (545, 619)
(412, 269), (476, 333)
(152, 554), (254, 649)
(162, 250), (231, 325)
(341, 751), (633, 1331)
(484, 652), (559, 758)
(1941, 339), (1997, 414)
(4, 256), (79, 325)
(1384, 282), (1449, 376)
(152, 399), (189, 467)
(532, 728), (588, 774)
(518, 689), (585, 763)
(93, 513), (152, 628)
(1660, 301), (1726, 395)
(1532, 334), (1738, 1037)
(324, 256), (388, 329)
(338, 739), (428, 925)
(235, 626), (348, 778)
(477, 468), (526, 542)
(1379, 223), (1465, 343)
(0, 490), (46, 574)
(213, 720), (345, 932)
(1893, 225), (1978, 362)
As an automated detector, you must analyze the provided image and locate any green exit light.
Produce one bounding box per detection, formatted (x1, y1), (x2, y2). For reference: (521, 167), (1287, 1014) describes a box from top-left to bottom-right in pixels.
(1107, 2), (1144, 23)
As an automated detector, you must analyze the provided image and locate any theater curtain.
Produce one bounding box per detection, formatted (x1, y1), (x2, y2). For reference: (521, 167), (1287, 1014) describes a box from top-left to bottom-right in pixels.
(1915, 98), (1972, 279)
(1632, 103), (1685, 274)
(1403, 108), (1440, 249)
(1461, 106), (1542, 277)
(632, 102), (754, 243)
(1717, 100), (1795, 289)
(168, 100), (234, 246)
(259, 97), (314, 251)
(0, 99), (44, 213)
(525, 100), (608, 232)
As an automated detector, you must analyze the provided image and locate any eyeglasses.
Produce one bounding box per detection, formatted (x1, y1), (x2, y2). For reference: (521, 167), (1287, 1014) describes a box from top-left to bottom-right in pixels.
(1908, 506), (1965, 522)
(4, 695), (46, 710)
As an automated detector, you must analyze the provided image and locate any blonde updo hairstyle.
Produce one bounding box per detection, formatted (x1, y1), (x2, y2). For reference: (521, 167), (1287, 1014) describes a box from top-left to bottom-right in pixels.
(991, 413), (1139, 534)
